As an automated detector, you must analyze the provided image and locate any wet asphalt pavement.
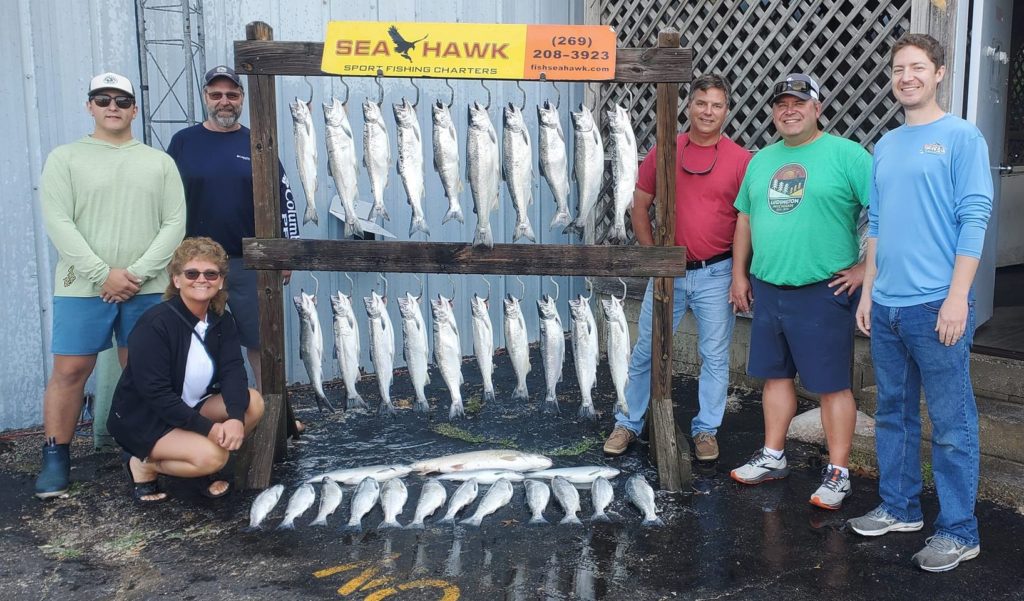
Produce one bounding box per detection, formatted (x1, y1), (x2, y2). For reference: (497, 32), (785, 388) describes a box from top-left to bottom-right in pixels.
(2, 344), (1023, 600)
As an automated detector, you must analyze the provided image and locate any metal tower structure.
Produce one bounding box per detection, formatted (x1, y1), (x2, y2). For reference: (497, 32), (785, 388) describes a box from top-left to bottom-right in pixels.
(134, 0), (207, 149)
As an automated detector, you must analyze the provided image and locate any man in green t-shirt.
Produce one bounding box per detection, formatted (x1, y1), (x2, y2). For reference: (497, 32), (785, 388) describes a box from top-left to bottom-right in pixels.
(728, 73), (871, 511)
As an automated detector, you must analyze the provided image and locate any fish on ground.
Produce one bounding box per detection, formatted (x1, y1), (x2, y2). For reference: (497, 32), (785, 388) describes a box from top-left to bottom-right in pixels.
(461, 477), (514, 527)
(525, 466), (621, 485)
(565, 104), (604, 239)
(438, 478), (480, 524)
(363, 97), (391, 221)
(431, 293), (465, 419)
(537, 100), (572, 230)
(278, 483), (317, 530)
(551, 475), (582, 525)
(602, 292), (632, 417)
(364, 290), (396, 416)
(406, 478), (448, 529)
(323, 96), (363, 237)
(467, 101), (500, 248)
(502, 102), (535, 242)
(393, 97), (429, 237)
(398, 291), (431, 412)
(569, 293), (599, 420)
(345, 476), (381, 533)
(378, 477), (409, 530)
(590, 476), (614, 523)
(331, 290), (366, 411)
(436, 469), (525, 485)
(432, 100), (463, 224)
(470, 290), (496, 403)
(290, 98), (319, 225)
(247, 484), (285, 530)
(605, 103), (638, 244)
(524, 479), (551, 526)
(307, 464), (413, 486)
(410, 450), (552, 474)
(310, 477), (343, 527)
(626, 474), (664, 527)
(293, 287), (335, 413)
(537, 293), (565, 414)
(504, 293), (531, 402)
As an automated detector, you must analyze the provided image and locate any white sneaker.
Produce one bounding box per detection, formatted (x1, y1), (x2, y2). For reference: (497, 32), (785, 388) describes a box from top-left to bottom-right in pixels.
(847, 505), (924, 536)
(730, 448), (789, 484)
(809, 467), (851, 510)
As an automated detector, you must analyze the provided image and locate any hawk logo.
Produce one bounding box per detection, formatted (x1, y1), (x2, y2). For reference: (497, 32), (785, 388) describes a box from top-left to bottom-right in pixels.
(63, 265), (76, 288)
(103, 74), (118, 84)
(387, 25), (428, 62)
(922, 142), (946, 155)
(767, 163), (807, 214)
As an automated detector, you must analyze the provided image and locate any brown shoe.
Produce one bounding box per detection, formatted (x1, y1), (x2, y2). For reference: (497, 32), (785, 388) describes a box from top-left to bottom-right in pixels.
(603, 426), (636, 456)
(693, 432), (719, 461)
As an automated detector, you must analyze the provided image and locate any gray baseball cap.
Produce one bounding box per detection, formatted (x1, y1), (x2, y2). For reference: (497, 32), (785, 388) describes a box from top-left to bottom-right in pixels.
(770, 73), (822, 104)
(204, 65), (242, 87)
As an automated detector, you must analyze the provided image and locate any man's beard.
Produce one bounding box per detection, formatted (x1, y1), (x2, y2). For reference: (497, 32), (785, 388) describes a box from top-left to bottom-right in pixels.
(209, 106), (240, 128)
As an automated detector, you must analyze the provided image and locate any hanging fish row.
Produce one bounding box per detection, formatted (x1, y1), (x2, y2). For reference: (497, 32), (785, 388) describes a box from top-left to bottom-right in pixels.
(289, 87), (638, 245)
(293, 274), (633, 421)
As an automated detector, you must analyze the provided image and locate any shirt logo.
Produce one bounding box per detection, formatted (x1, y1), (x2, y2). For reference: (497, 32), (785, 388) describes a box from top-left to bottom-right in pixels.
(921, 142), (945, 155)
(63, 265), (76, 288)
(767, 163), (807, 214)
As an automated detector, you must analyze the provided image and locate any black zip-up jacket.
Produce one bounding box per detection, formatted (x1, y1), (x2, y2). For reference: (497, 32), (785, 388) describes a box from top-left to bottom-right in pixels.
(108, 295), (249, 459)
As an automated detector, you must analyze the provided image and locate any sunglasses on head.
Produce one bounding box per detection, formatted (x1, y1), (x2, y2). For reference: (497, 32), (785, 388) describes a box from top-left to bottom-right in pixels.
(182, 269), (222, 281)
(90, 94), (135, 109)
(207, 91), (242, 101)
(772, 80), (817, 99)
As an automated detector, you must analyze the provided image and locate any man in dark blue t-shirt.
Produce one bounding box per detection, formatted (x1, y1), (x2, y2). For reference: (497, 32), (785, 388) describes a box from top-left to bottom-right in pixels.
(167, 65), (302, 435)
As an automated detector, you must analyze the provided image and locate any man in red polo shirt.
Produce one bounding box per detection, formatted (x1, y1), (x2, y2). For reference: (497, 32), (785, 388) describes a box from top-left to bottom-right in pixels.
(603, 74), (752, 461)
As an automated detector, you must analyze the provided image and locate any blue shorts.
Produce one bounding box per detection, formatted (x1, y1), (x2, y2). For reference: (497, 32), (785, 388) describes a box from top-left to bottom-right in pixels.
(51, 293), (163, 355)
(227, 257), (259, 349)
(747, 276), (857, 394)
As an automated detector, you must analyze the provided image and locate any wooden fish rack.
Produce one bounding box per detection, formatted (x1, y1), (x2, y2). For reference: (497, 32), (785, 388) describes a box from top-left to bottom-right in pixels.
(235, 21), (694, 491)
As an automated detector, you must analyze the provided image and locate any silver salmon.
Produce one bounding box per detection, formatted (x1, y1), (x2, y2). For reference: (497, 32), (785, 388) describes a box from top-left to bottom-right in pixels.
(537, 100), (572, 230)
(323, 97), (363, 237)
(406, 478), (447, 529)
(565, 104), (604, 239)
(602, 293), (632, 417)
(437, 469), (525, 484)
(606, 103), (638, 244)
(626, 474), (664, 527)
(438, 478), (479, 524)
(537, 294), (565, 414)
(569, 294), (599, 420)
(363, 97), (391, 221)
(410, 450), (551, 474)
(364, 291), (396, 416)
(524, 478), (551, 526)
(432, 100), (463, 224)
(293, 289), (335, 413)
(502, 103), (535, 242)
(591, 476), (614, 523)
(503, 293), (531, 402)
(247, 484), (285, 530)
(310, 477), (343, 527)
(278, 483), (316, 530)
(331, 290), (366, 411)
(306, 464), (412, 485)
(526, 466), (621, 485)
(551, 475), (582, 525)
(394, 98), (429, 237)
(467, 101), (500, 248)
(378, 477), (409, 530)
(344, 476), (381, 533)
(290, 98), (319, 225)
(460, 477), (514, 527)
(398, 291), (430, 413)
(470, 292), (496, 403)
(431, 294), (464, 419)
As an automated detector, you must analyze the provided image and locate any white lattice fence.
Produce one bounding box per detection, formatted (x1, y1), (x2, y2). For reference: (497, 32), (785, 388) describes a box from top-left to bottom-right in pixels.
(587, 0), (911, 245)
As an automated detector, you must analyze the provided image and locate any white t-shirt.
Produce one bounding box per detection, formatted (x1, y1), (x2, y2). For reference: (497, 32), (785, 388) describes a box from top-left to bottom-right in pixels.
(182, 319), (214, 408)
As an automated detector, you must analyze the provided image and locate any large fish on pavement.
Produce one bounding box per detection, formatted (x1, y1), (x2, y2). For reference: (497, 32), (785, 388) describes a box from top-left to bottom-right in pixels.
(467, 101), (500, 248)
(306, 463), (412, 485)
(438, 478), (479, 524)
(323, 96), (363, 237)
(526, 466), (621, 485)
(406, 478), (447, 529)
(626, 474), (664, 527)
(602, 292), (632, 417)
(378, 477), (409, 530)
(502, 103), (535, 242)
(537, 100), (572, 230)
(310, 477), (343, 527)
(432, 100), (463, 224)
(551, 476), (582, 525)
(537, 293), (564, 414)
(591, 476), (614, 523)
(247, 484), (285, 530)
(294, 288), (335, 413)
(398, 291), (430, 413)
(605, 103), (638, 244)
(565, 104), (604, 239)
(344, 476), (381, 533)
(524, 479), (551, 525)
(410, 449), (552, 474)
(394, 97), (429, 237)
(470, 290), (496, 403)
(364, 291), (396, 416)
(278, 483), (316, 530)
(503, 293), (531, 402)
(290, 98), (319, 225)
(363, 97), (391, 221)
(431, 293), (464, 419)
(569, 293), (599, 420)
(460, 477), (514, 527)
(331, 290), (366, 411)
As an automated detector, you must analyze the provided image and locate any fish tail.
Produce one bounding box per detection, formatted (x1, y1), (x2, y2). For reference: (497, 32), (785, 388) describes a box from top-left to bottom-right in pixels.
(315, 393), (337, 414)
(377, 519), (402, 530)
(413, 395), (430, 413)
(369, 202), (389, 222)
(378, 400), (396, 418)
(243, 525), (263, 533)
(549, 209), (572, 230)
(442, 205), (464, 225)
(559, 515), (583, 526)
(562, 220), (584, 239)
(590, 512), (612, 523)
(436, 516), (455, 526)
(409, 214), (430, 237)
(347, 394), (368, 411)
(345, 214), (365, 238)
(542, 394), (559, 414)
(513, 219), (536, 243)
(303, 202), (319, 226)
(482, 387), (496, 403)
(459, 516), (482, 528)
(616, 400), (630, 418)
(607, 222), (627, 244)
(642, 516), (665, 528)
(511, 382), (529, 402)
(472, 225), (493, 249)
(448, 400), (465, 420)
(277, 521), (296, 530)
(528, 516), (549, 526)
(577, 403), (597, 420)
(342, 522), (363, 533)
(310, 517), (328, 527)
(404, 521), (425, 530)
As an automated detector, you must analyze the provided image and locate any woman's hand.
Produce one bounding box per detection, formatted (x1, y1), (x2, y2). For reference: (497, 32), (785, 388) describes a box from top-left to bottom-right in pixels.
(218, 419), (245, 451)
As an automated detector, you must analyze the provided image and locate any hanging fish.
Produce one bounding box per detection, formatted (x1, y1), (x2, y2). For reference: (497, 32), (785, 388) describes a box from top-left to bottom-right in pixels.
(364, 289), (396, 416)
(606, 103), (638, 244)
(398, 290), (430, 413)
(537, 99), (572, 230)
(432, 100), (464, 224)
(502, 103), (536, 242)
(363, 97), (391, 221)
(602, 289), (632, 417)
(537, 293), (565, 414)
(431, 293), (465, 419)
(565, 104), (604, 239)
(394, 97), (429, 237)
(503, 292), (531, 403)
(323, 96), (363, 237)
(569, 292), (599, 420)
(293, 285), (335, 413)
(470, 283), (496, 403)
(330, 289), (365, 411)
(290, 98), (319, 226)
(467, 101), (500, 248)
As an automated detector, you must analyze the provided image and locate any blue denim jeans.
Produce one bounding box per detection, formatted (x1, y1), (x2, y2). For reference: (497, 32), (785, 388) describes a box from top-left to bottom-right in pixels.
(871, 299), (980, 546)
(614, 258), (735, 437)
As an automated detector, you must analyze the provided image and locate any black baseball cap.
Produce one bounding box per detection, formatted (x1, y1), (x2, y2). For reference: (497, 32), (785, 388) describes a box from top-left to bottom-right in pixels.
(770, 73), (822, 104)
(204, 65), (242, 87)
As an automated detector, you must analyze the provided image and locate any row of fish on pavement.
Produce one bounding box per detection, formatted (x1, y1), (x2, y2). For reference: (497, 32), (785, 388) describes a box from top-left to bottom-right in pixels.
(290, 89), (639, 246)
(246, 450), (663, 530)
(293, 273), (633, 421)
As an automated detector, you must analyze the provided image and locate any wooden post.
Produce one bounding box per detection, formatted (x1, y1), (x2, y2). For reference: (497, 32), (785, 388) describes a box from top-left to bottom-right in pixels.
(234, 20), (287, 490)
(648, 29), (690, 491)
(910, 0), (960, 111)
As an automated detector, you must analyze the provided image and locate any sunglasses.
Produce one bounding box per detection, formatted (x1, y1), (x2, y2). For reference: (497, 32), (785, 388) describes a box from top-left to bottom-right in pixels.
(90, 94), (135, 109)
(207, 91), (242, 101)
(182, 269), (222, 281)
(680, 138), (719, 176)
(771, 80), (818, 100)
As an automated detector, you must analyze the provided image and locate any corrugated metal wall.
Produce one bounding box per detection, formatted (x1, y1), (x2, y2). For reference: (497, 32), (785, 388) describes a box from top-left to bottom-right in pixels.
(3, 0), (586, 430)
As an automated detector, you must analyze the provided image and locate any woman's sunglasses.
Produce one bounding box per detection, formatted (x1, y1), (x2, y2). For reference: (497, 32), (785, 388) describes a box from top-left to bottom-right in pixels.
(90, 94), (135, 109)
(182, 269), (222, 281)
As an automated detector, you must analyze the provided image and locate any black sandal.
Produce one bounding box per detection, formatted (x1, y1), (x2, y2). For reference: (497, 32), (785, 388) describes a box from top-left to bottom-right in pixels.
(121, 452), (168, 505)
(199, 474), (231, 499)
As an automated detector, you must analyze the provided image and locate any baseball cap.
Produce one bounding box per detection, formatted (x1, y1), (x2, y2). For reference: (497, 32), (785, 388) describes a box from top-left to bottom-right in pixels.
(770, 73), (821, 104)
(89, 72), (134, 97)
(204, 65), (242, 87)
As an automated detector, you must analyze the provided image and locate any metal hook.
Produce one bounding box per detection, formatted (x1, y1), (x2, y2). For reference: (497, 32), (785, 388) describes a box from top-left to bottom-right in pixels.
(550, 80), (561, 109)
(413, 274), (423, 301)
(338, 76), (350, 105)
(448, 274), (456, 300)
(310, 273), (320, 298)
(549, 276), (559, 302)
(515, 80), (527, 110)
(584, 276), (593, 301)
(409, 78), (420, 108)
(344, 272), (354, 297)
(479, 79), (491, 110)
(618, 277), (627, 302)
(445, 78), (455, 108)
(378, 272), (388, 298)
(479, 275), (491, 303)
(302, 76), (314, 105)
(375, 72), (384, 105)
(516, 275), (526, 300)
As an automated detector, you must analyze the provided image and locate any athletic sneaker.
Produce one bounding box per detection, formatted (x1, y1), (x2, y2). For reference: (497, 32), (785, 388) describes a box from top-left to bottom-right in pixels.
(911, 536), (981, 573)
(847, 505), (924, 536)
(730, 448), (789, 484)
(809, 466), (851, 510)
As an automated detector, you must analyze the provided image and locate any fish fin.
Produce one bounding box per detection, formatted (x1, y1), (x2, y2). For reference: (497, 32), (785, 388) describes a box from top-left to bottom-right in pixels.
(404, 521), (425, 530)
(448, 400), (465, 420)
(409, 215), (430, 237)
(310, 517), (328, 527)
(436, 517), (455, 525)
(511, 383), (529, 402)
(344, 214), (365, 238)
(607, 223), (627, 245)
(577, 403), (597, 420)
(616, 401), (629, 418)
(472, 226), (493, 249)
(276, 521), (296, 530)
(303, 202), (319, 225)
(369, 202), (390, 222)
(513, 220), (535, 243)
(562, 220), (584, 238)
(527, 516), (549, 526)
(559, 515), (583, 526)
(379, 400), (397, 417)
(442, 206), (464, 225)
(542, 395), (559, 414)
(347, 394), (368, 411)
(642, 516), (665, 528)
(315, 393), (337, 414)
(549, 209), (571, 230)
(590, 512), (612, 523)
(413, 396), (430, 413)
(483, 388), (496, 403)
(342, 523), (363, 533)
(243, 525), (263, 533)
(459, 516), (483, 527)
(377, 519), (402, 530)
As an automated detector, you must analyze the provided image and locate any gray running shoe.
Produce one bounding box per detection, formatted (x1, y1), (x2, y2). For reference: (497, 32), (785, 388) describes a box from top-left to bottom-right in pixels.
(911, 536), (980, 573)
(809, 467), (851, 510)
(847, 506), (924, 536)
(730, 448), (788, 484)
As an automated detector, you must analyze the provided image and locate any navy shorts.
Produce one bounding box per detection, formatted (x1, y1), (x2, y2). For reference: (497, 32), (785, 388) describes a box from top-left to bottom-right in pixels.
(227, 257), (259, 349)
(747, 276), (857, 394)
(52, 293), (163, 355)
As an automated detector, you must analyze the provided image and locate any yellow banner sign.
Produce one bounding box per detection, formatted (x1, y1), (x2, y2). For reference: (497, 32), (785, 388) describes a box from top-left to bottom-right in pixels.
(321, 21), (616, 81)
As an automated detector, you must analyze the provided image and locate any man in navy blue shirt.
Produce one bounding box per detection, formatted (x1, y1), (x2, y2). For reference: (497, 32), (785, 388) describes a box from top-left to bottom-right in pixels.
(167, 65), (302, 435)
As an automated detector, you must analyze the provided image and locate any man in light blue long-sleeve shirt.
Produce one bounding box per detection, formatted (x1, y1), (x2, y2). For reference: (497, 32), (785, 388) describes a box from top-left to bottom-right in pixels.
(848, 34), (993, 573)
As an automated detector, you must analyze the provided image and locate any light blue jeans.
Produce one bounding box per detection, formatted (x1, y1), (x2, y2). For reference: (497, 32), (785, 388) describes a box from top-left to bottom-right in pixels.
(871, 299), (980, 547)
(615, 258), (735, 437)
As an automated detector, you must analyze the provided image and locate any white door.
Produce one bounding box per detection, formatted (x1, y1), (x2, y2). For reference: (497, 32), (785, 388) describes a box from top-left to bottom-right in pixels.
(966, 0), (1014, 325)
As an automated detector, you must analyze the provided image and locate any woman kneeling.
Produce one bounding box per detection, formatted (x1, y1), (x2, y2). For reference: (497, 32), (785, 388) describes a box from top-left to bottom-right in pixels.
(108, 237), (264, 503)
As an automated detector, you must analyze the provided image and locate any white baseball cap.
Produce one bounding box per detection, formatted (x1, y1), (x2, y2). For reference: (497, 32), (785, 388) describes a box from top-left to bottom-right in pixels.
(89, 72), (135, 97)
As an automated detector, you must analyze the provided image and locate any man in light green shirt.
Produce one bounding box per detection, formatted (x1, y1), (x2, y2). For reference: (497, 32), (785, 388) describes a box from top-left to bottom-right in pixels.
(35, 72), (185, 499)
